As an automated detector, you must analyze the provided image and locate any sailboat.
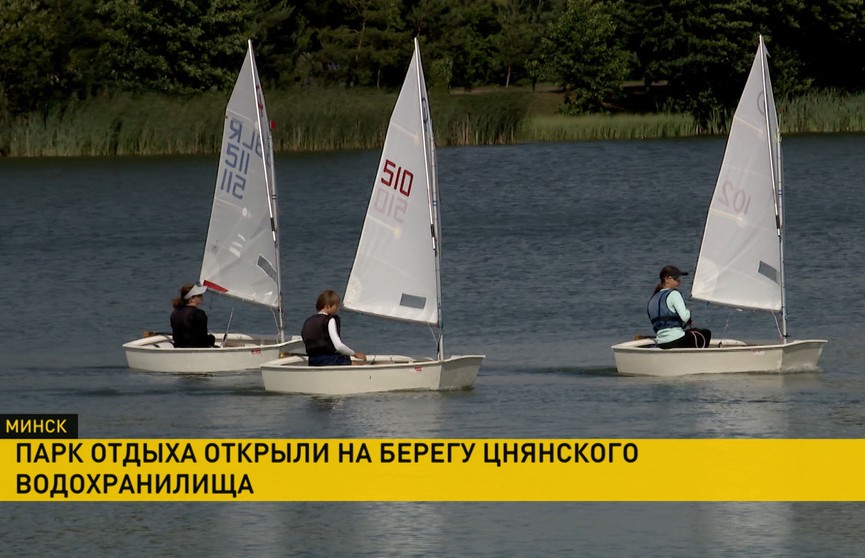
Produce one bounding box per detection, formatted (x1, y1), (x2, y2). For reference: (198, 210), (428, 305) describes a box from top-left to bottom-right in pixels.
(612, 36), (827, 376)
(261, 38), (484, 395)
(123, 40), (302, 373)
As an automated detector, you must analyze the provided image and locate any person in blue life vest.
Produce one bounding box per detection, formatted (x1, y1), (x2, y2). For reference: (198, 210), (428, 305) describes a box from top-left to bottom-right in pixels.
(301, 290), (368, 366)
(647, 265), (712, 349)
(170, 282), (216, 348)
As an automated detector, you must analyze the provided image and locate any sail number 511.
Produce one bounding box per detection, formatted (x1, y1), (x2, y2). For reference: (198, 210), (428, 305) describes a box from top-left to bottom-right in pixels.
(717, 181), (752, 215)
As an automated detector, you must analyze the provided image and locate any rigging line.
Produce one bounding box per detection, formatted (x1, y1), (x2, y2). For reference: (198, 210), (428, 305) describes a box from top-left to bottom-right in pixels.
(426, 323), (442, 353)
(270, 306), (281, 334)
(220, 309), (234, 348)
(721, 308), (733, 340)
(772, 311), (785, 341)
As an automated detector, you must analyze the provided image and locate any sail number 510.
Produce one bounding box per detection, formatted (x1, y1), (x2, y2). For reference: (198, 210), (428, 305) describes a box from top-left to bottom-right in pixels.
(374, 159), (413, 224)
(381, 159), (413, 196)
(717, 181), (752, 215)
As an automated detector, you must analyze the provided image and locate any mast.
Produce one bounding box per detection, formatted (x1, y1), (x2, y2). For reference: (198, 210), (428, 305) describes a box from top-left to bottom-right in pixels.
(249, 39), (285, 342)
(759, 35), (787, 340)
(415, 37), (444, 360)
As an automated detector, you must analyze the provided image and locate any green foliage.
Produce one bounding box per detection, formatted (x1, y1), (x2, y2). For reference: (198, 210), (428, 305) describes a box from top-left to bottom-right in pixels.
(0, 92), (224, 156)
(315, 0), (411, 87)
(270, 88), (393, 150)
(778, 0), (865, 91)
(615, 0), (765, 127)
(490, 0), (546, 87)
(420, 0), (501, 88)
(526, 112), (697, 140)
(542, 0), (632, 112)
(0, 88), (528, 155)
(780, 90), (865, 133)
(93, 0), (251, 94)
(0, 0), (101, 113)
(433, 91), (530, 144)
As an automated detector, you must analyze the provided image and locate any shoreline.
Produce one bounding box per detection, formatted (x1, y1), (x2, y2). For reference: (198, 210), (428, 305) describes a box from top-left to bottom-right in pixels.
(3, 89), (864, 158)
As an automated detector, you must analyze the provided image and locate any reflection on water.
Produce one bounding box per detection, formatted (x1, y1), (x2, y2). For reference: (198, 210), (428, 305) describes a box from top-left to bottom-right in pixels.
(696, 503), (793, 556)
(8, 501), (865, 557)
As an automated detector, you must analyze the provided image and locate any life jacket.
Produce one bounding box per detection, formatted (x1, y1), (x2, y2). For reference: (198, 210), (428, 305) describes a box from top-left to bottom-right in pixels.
(301, 313), (341, 357)
(647, 289), (685, 333)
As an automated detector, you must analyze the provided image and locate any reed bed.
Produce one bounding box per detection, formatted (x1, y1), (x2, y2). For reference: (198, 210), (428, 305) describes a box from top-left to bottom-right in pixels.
(1, 89), (863, 157)
(779, 91), (865, 133)
(0, 93), (225, 157)
(524, 113), (697, 141)
(0, 89), (528, 156)
(269, 89), (391, 152)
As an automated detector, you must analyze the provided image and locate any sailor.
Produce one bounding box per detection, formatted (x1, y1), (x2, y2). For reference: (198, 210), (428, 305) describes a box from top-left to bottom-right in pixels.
(647, 265), (712, 349)
(170, 283), (216, 348)
(301, 290), (368, 366)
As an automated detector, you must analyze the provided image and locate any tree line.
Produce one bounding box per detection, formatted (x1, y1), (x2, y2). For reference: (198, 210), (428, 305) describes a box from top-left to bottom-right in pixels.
(1, 0), (863, 125)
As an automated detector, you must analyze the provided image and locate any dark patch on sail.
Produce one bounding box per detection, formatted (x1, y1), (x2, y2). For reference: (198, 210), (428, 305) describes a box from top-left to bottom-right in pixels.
(400, 293), (426, 310)
(257, 256), (278, 284)
(758, 261), (779, 284)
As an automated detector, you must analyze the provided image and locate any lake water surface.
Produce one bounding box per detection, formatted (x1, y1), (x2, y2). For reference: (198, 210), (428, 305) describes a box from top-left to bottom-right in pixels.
(2, 136), (865, 556)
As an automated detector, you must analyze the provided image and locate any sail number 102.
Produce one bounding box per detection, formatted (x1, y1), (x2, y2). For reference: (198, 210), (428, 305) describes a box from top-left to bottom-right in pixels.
(717, 180), (752, 215)
(374, 159), (413, 223)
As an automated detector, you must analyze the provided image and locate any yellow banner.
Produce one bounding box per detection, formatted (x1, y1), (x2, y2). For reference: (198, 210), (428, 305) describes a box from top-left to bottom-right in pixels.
(2, 439), (862, 501)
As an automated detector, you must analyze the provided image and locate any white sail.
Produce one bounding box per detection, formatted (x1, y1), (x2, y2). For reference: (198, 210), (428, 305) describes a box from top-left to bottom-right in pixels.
(200, 40), (281, 311)
(344, 40), (439, 326)
(692, 36), (782, 312)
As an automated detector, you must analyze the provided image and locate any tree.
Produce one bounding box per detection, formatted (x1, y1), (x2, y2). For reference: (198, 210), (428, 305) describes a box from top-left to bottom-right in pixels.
(93, 0), (251, 94)
(768, 0), (865, 92)
(490, 0), (543, 87)
(418, 0), (502, 89)
(615, 0), (767, 126)
(543, 0), (631, 112)
(0, 0), (101, 114)
(239, 0), (296, 86)
(315, 0), (409, 88)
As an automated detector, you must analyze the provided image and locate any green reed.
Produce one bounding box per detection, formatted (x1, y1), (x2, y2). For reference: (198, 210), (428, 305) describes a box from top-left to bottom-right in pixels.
(779, 91), (865, 133)
(523, 113), (697, 141)
(269, 89), (530, 150)
(1, 89), (863, 157)
(269, 89), (391, 152)
(0, 89), (530, 156)
(0, 92), (225, 157)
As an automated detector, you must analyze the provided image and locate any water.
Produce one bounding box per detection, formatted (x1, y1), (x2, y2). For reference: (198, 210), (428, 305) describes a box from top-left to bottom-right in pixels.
(2, 136), (865, 556)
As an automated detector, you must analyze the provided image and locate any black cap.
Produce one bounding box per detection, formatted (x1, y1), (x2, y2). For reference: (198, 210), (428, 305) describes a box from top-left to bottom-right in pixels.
(659, 265), (688, 281)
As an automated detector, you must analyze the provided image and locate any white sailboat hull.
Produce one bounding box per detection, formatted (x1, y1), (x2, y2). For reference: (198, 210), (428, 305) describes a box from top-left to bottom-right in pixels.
(611, 338), (827, 377)
(260, 354), (485, 395)
(123, 333), (303, 374)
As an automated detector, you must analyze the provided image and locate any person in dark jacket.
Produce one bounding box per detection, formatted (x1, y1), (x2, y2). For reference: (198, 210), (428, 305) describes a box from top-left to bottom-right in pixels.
(170, 283), (216, 348)
(301, 290), (367, 366)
